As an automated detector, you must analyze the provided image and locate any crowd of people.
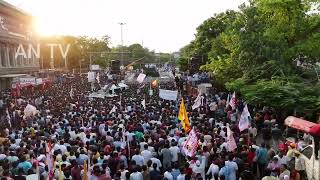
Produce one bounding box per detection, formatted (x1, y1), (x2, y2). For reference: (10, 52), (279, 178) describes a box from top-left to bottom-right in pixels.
(0, 72), (310, 180)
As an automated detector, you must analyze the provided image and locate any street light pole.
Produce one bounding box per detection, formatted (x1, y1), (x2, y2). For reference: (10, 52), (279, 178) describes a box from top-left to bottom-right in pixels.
(119, 22), (126, 67)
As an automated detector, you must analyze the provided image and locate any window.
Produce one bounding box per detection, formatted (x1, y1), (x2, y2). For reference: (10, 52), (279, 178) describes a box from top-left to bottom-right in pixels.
(301, 146), (313, 159)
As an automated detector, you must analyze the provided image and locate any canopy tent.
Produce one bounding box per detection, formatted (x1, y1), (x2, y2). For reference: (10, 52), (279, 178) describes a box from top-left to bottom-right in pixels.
(310, 124), (320, 137)
(284, 116), (317, 133)
(118, 82), (129, 89)
(110, 84), (121, 90)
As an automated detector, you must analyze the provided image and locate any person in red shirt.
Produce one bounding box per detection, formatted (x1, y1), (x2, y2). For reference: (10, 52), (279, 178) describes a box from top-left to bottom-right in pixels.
(71, 160), (81, 180)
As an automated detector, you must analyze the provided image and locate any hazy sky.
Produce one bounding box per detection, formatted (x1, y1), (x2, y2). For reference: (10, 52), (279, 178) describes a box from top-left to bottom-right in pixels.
(7, 0), (245, 52)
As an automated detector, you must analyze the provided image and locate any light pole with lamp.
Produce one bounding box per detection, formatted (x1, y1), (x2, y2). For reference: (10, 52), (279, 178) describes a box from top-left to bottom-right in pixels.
(119, 22), (126, 67)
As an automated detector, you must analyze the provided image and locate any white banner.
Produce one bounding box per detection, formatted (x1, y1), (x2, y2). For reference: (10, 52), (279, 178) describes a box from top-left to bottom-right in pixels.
(182, 129), (198, 157)
(20, 77), (36, 86)
(36, 78), (43, 85)
(87, 72), (96, 82)
(159, 89), (178, 101)
(136, 73), (146, 83)
(91, 64), (100, 70)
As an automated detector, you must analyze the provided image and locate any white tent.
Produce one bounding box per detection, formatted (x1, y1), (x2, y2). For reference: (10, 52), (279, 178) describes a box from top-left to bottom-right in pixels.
(118, 82), (129, 89)
(110, 84), (120, 90)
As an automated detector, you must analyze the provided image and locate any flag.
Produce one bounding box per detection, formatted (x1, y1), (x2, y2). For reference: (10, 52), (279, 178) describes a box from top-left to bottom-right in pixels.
(83, 160), (87, 180)
(238, 104), (251, 132)
(226, 125), (237, 152)
(151, 79), (157, 87)
(6, 108), (11, 127)
(46, 142), (54, 180)
(226, 94), (230, 108)
(182, 129), (198, 156)
(109, 105), (117, 114)
(141, 99), (146, 109)
(96, 72), (100, 83)
(192, 94), (204, 110)
(59, 161), (62, 180)
(178, 98), (191, 132)
(69, 88), (74, 98)
(229, 92), (236, 109)
(136, 73), (146, 83)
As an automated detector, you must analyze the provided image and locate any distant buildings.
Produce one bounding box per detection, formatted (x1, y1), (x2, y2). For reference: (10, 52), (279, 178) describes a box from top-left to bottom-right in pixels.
(0, 1), (39, 90)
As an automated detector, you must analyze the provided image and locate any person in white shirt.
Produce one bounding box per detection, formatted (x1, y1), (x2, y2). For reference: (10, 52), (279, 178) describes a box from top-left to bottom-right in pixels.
(140, 144), (153, 163)
(177, 170), (186, 180)
(164, 167), (174, 180)
(192, 157), (206, 179)
(130, 166), (143, 180)
(206, 161), (219, 178)
(150, 157), (162, 171)
(132, 150), (145, 166)
(169, 142), (180, 163)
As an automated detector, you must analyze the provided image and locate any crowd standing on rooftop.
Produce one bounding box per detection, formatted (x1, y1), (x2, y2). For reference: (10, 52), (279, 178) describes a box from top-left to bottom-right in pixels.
(0, 71), (311, 180)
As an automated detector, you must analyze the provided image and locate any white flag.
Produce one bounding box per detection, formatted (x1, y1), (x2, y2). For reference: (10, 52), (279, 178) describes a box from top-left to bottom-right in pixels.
(192, 94), (203, 110)
(24, 104), (38, 118)
(182, 129), (198, 157)
(6, 109), (11, 127)
(238, 104), (251, 131)
(109, 106), (117, 114)
(136, 73), (146, 83)
(226, 125), (237, 152)
(229, 92), (236, 109)
(69, 88), (74, 98)
(141, 99), (146, 109)
(96, 72), (100, 83)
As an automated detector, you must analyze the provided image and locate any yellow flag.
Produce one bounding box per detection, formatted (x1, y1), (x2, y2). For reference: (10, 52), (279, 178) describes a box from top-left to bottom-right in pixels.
(83, 160), (87, 180)
(178, 98), (191, 132)
(151, 80), (158, 87)
(59, 161), (62, 180)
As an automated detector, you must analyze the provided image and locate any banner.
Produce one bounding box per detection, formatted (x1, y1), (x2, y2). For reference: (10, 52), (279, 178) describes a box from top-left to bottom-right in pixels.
(238, 104), (251, 132)
(87, 72), (96, 82)
(136, 73), (146, 83)
(36, 78), (43, 85)
(182, 129), (198, 157)
(91, 64), (100, 70)
(159, 89), (178, 101)
(19, 77), (36, 87)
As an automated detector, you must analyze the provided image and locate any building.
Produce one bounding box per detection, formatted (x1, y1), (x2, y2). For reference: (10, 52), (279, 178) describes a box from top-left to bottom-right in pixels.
(0, 0), (39, 90)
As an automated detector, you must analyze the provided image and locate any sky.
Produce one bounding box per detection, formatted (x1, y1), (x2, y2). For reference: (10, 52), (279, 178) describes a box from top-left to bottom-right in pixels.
(7, 0), (245, 53)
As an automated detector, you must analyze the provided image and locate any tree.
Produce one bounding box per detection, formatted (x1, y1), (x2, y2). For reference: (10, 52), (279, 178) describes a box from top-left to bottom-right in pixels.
(181, 0), (320, 116)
